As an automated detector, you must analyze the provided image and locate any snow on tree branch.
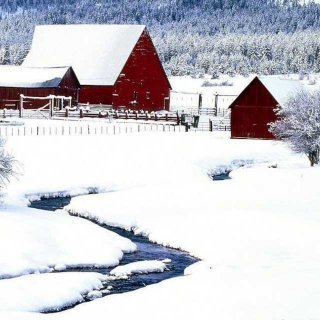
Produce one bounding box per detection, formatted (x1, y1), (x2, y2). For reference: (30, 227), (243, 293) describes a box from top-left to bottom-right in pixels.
(269, 89), (320, 166)
(0, 138), (15, 189)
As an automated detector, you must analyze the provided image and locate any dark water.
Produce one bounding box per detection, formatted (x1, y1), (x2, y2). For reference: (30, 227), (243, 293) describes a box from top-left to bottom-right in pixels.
(211, 172), (231, 180)
(30, 197), (198, 310)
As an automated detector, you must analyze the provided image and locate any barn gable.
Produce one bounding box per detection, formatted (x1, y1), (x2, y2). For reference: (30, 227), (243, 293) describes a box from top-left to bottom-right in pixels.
(23, 24), (146, 86)
(112, 30), (172, 110)
(230, 76), (303, 109)
(0, 66), (80, 109)
(229, 76), (303, 139)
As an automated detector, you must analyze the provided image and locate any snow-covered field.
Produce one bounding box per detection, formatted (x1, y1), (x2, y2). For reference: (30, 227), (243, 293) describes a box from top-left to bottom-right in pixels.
(1, 128), (320, 319)
(0, 206), (136, 279)
(0, 272), (106, 312)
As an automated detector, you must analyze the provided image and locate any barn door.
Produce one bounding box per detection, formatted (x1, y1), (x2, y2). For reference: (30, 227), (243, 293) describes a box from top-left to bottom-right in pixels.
(232, 106), (276, 139)
(164, 97), (170, 110)
(251, 106), (276, 139)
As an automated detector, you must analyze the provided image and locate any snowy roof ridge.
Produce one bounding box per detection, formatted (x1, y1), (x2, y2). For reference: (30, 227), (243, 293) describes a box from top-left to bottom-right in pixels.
(23, 24), (146, 86)
(258, 76), (304, 107)
(0, 66), (71, 88)
(229, 75), (304, 108)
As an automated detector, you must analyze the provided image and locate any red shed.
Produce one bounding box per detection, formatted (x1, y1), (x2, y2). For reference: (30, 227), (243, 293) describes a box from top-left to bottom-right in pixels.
(0, 66), (80, 109)
(23, 25), (171, 112)
(229, 76), (303, 139)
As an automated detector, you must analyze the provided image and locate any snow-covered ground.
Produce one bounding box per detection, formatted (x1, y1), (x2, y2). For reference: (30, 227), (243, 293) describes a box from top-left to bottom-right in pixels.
(0, 206), (136, 279)
(0, 272), (106, 312)
(2, 130), (320, 319)
(110, 260), (167, 276)
(170, 74), (254, 96)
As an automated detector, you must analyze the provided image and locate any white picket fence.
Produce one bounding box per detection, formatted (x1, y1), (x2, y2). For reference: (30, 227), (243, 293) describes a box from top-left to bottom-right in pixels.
(0, 123), (186, 137)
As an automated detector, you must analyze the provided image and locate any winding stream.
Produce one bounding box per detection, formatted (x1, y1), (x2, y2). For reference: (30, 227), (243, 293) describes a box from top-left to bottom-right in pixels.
(30, 197), (198, 310)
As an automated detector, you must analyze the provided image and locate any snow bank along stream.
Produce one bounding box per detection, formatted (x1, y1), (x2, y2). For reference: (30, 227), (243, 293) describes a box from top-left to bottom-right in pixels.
(30, 197), (198, 312)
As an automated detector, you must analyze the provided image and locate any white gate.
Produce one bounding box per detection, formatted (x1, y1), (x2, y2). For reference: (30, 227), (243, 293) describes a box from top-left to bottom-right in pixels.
(20, 94), (72, 119)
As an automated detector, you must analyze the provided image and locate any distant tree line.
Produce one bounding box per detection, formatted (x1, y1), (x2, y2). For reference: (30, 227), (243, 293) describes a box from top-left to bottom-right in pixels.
(1, 0), (320, 77)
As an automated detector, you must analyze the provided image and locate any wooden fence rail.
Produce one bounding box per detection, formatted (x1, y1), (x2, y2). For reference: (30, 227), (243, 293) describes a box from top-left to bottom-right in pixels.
(54, 109), (181, 124)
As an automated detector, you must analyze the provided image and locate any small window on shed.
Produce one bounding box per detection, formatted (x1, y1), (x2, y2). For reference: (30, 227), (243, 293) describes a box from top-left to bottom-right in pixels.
(133, 91), (138, 101)
(146, 92), (150, 100)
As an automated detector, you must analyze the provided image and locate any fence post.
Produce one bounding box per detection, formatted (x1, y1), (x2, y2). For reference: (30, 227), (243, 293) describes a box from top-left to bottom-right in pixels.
(49, 99), (53, 118)
(80, 108), (84, 118)
(176, 112), (180, 125)
(37, 126), (39, 136)
(19, 95), (23, 118)
(214, 93), (219, 117)
(3, 109), (6, 119)
(209, 119), (213, 132)
(65, 108), (69, 118)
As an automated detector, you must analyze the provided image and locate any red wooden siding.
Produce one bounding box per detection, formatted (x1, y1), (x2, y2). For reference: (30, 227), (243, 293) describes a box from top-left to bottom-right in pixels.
(0, 68), (80, 109)
(230, 78), (278, 139)
(112, 30), (171, 111)
(79, 85), (113, 105)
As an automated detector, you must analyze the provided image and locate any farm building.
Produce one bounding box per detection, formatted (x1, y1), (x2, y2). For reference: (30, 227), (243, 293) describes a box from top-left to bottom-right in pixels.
(229, 76), (303, 139)
(23, 24), (171, 112)
(170, 91), (237, 116)
(0, 66), (80, 109)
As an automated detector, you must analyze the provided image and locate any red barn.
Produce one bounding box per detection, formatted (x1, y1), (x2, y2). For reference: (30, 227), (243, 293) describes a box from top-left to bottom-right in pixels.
(0, 66), (80, 109)
(229, 76), (303, 139)
(23, 24), (171, 112)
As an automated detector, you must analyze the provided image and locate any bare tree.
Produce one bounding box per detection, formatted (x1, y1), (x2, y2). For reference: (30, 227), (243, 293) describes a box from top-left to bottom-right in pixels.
(269, 89), (320, 166)
(0, 138), (15, 188)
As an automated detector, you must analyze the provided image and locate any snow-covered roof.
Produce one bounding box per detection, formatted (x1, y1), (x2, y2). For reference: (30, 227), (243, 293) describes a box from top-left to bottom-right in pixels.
(229, 76), (304, 108)
(0, 66), (71, 88)
(23, 24), (146, 86)
(259, 76), (304, 106)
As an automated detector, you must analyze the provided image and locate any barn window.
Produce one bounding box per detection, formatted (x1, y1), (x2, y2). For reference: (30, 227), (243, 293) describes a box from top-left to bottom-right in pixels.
(146, 92), (150, 99)
(133, 91), (138, 101)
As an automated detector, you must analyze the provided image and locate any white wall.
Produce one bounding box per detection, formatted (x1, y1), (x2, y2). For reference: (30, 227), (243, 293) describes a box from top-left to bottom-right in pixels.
(170, 91), (237, 112)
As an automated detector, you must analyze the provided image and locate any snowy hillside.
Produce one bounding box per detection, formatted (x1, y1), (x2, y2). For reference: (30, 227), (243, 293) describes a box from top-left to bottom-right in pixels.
(1, 0), (320, 77)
